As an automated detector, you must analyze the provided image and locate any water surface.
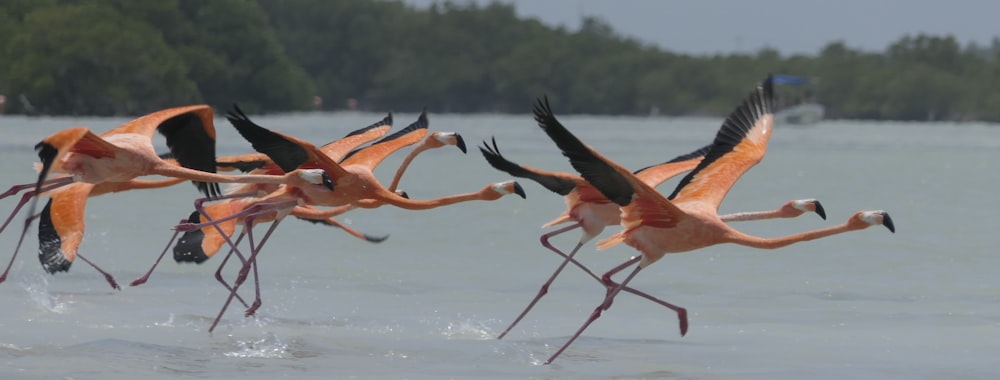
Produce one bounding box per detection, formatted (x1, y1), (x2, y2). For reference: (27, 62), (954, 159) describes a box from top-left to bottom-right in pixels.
(0, 113), (996, 379)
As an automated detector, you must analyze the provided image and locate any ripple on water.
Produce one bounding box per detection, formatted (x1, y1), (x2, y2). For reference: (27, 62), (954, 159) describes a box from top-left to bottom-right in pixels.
(222, 333), (290, 359)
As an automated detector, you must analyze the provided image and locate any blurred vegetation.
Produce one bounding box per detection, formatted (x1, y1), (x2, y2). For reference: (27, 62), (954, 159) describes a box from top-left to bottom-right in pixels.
(0, 0), (998, 121)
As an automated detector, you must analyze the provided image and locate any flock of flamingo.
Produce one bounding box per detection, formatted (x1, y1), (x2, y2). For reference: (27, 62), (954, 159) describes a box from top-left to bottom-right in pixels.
(0, 75), (894, 364)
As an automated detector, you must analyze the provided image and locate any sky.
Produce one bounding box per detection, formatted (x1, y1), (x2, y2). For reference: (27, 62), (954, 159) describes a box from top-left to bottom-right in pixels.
(402, 0), (1000, 56)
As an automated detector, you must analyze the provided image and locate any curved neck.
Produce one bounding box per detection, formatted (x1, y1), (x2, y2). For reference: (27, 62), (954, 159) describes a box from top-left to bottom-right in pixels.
(387, 145), (430, 192)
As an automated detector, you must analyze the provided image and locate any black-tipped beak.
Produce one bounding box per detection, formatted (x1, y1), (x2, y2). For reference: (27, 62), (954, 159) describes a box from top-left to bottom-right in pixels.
(453, 134), (467, 154)
(397, 190), (409, 199)
(321, 171), (335, 191)
(513, 181), (526, 199)
(813, 200), (827, 220)
(882, 212), (895, 233)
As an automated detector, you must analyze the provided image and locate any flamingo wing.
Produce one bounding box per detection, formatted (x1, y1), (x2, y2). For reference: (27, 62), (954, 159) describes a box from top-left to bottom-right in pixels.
(339, 111), (429, 169)
(37, 183), (95, 273)
(633, 144), (710, 188)
(105, 105), (220, 197)
(478, 137), (577, 196)
(532, 97), (687, 227)
(34, 127), (115, 191)
(319, 113), (393, 161)
(666, 76), (774, 210)
(226, 105), (349, 178)
(533, 98), (634, 205)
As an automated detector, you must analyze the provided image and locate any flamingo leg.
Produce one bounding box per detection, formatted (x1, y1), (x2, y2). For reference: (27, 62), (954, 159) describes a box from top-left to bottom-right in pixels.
(497, 223), (583, 339)
(1, 180), (75, 284)
(0, 182), (37, 200)
(0, 178), (72, 200)
(207, 201), (293, 333)
(131, 191), (258, 287)
(544, 258), (644, 365)
(129, 219), (188, 287)
(499, 223), (687, 339)
(73, 253), (120, 290)
(239, 212), (286, 318)
(213, 232), (252, 309)
(190, 192), (263, 305)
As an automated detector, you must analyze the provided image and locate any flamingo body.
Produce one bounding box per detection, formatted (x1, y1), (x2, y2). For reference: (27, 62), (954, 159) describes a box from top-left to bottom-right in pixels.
(531, 75), (895, 364)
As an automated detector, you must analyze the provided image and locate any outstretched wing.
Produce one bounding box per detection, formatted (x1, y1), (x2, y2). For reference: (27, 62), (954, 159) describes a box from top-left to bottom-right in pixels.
(532, 97), (686, 230)
(340, 110), (429, 169)
(667, 75), (775, 210)
(633, 144), (710, 188)
(107, 105), (220, 197)
(319, 113), (394, 161)
(37, 183), (95, 273)
(478, 137), (577, 196)
(226, 105), (348, 178)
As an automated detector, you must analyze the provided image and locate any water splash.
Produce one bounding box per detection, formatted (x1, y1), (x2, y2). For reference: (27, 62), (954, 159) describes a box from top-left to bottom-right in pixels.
(439, 317), (495, 340)
(153, 313), (176, 328)
(19, 274), (72, 314)
(223, 333), (289, 359)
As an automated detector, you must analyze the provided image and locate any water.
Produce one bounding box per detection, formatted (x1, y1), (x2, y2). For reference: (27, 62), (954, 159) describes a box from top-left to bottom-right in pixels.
(0, 112), (997, 379)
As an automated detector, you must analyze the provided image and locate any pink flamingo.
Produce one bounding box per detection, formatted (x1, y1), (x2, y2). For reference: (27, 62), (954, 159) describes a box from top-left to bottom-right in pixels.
(532, 75), (894, 364)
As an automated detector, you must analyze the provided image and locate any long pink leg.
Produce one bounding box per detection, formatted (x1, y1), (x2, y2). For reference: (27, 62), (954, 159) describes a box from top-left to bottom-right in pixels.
(212, 232), (252, 308)
(187, 197), (279, 315)
(499, 223), (687, 339)
(207, 200), (294, 333)
(544, 257), (648, 365)
(0, 183), (37, 200)
(130, 191), (259, 287)
(129, 218), (249, 310)
(0, 178), (72, 200)
(129, 219), (189, 287)
(73, 253), (120, 290)
(1, 180), (73, 284)
(497, 223), (583, 339)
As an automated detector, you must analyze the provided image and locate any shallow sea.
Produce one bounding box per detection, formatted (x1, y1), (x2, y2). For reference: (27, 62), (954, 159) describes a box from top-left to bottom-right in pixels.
(0, 111), (997, 379)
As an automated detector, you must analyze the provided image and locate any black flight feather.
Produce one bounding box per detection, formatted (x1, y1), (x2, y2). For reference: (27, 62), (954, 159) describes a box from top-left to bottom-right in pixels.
(478, 137), (576, 196)
(533, 97), (634, 206)
(632, 144), (712, 175)
(227, 104), (309, 173)
(157, 111), (221, 198)
(667, 75), (774, 200)
(339, 109), (428, 163)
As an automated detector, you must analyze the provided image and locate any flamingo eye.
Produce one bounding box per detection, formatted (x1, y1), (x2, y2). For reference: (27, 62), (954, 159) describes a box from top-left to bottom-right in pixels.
(321, 172), (334, 191)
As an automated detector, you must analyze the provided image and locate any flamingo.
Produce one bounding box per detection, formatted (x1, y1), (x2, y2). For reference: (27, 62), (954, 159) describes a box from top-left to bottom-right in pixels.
(179, 107), (520, 332)
(531, 75), (895, 364)
(130, 113), (404, 295)
(133, 111), (460, 293)
(0, 105), (295, 287)
(481, 139), (828, 339)
(138, 113), (398, 271)
(165, 110), (460, 266)
(24, 152), (280, 289)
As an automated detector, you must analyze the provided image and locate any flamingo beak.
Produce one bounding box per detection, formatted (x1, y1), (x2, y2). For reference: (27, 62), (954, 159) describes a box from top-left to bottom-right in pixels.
(453, 134), (467, 154)
(513, 181), (526, 199)
(813, 200), (827, 220)
(881, 212), (895, 233)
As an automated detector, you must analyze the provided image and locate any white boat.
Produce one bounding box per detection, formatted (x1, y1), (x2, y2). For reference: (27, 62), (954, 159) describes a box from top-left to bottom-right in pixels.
(776, 102), (825, 125)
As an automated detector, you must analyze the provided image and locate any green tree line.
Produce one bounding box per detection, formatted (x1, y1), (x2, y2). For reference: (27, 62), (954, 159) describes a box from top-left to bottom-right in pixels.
(1, 0), (998, 121)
